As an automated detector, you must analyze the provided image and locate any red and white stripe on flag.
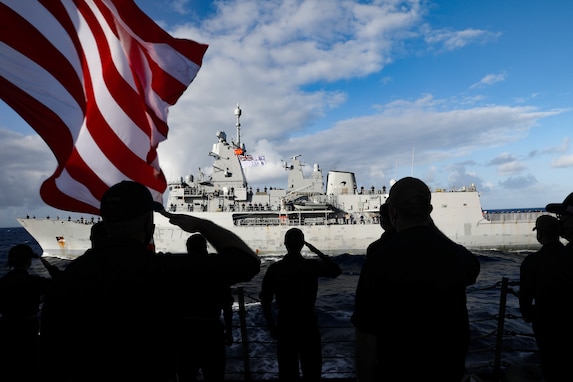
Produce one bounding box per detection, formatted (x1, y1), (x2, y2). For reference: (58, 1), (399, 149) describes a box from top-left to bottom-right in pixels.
(0, 0), (208, 214)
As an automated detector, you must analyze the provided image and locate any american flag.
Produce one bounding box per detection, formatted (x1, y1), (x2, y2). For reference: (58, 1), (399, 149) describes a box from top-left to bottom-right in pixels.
(0, 0), (208, 214)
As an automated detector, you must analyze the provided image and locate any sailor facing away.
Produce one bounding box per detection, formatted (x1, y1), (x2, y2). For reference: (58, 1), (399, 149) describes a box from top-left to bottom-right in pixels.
(536, 194), (573, 381)
(169, 233), (236, 382)
(40, 181), (260, 382)
(260, 228), (342, 381)
(352, 177), (480, 382)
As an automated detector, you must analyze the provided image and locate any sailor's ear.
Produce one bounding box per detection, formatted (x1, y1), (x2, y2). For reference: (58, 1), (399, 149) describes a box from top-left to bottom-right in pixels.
(428, 204), (433, 214)
(388, 205), (397, 226)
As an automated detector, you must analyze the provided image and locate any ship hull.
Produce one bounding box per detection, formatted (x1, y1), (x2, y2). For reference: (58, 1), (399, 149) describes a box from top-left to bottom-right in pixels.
(17, 194), (546, 259)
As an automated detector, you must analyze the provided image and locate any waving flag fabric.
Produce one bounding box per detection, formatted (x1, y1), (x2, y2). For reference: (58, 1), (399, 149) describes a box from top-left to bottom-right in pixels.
(0, 0), (208, 214)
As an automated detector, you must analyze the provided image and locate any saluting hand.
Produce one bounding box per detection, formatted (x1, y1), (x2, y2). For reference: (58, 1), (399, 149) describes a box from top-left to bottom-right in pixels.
(167, 214), (202, 232)
(305, 241), (327, 259)
(305, 241), (318, 253)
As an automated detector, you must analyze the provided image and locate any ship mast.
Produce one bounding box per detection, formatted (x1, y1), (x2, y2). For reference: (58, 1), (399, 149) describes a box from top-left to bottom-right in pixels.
(234, 103), (242, 147)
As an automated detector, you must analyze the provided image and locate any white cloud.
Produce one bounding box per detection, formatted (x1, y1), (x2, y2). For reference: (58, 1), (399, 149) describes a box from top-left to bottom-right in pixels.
(497, 161), (527, 176)
(0, 0), (568, 226)
(168, 0), (191, 15)
(0, 128), (55, 208)
(499, 175), (537, 190)
(552, 154), (573, 168)
(529, 137), (570, 158)
(470, 72), (507, 89)
(422, 24), (501, 51)
(488, 152), (517, 165)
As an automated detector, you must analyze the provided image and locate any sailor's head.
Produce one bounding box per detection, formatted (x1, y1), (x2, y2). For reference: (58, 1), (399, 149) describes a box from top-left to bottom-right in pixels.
(100, 181), (155, 221)
(100, 181), (155, 243)
(533, 215), (559, 233)
(386, 177), (432, 220)
(8, 244), (37, 268)
(90, 221), (108, 248)
(533, 215), (560, 242)
(285, 228), (305, 253)
(379, 203), (394, 230)
(186, 234), (208, 256)
(546, 192), (573, 240)
(546, 192), (573, 219)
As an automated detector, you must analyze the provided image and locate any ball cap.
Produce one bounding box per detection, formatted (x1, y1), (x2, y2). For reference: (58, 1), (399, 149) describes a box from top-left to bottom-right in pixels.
(9, 244), (38, 260)
(386, 177), (431, 207)
(545, 192), (573, 217)
(8, 244), (38, 267)
(100, 181), (155, 221)
(532, 215), (559, 232)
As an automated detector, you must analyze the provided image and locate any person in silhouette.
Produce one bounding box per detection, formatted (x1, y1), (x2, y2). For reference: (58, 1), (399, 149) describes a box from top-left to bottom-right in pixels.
(89, 220), (108, 248)
(352, 177), (480, 382)
(535, 194), (573, 381)
(366, 202), (396, 255)
(0, 244), (57, 382)
(40, 181), (260, 382)
(171, 233), (236, 381)
(354, 202), (398, 377)
(260, 228), (342, 381)
(519, 215), (564, 348)
(158, 207), (259, 381)
(40, 181), (173, 382)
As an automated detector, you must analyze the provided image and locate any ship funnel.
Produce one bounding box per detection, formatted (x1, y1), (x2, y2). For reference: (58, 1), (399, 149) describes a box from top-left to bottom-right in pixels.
(326, 171), (357, 195)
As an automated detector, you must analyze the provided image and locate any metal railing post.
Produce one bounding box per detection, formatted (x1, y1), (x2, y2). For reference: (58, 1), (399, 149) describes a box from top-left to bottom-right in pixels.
(237, 287), (252, 381)
(493, 277), (509, 380)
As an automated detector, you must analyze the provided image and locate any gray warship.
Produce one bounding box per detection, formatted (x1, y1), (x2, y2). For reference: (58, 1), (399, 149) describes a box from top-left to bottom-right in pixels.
(18, 106), (546, 258)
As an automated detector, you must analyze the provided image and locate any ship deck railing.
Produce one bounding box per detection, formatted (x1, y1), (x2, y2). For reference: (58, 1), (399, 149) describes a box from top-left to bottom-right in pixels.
(233, 216), (380, 227)
(223, 278), (538, 381)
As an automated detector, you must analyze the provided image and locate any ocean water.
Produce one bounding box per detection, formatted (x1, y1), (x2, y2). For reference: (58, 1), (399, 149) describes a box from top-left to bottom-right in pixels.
(0, 227), (537, 380)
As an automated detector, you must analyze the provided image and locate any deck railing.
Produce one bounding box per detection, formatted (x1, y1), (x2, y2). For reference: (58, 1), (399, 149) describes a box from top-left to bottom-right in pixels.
(219, 279), (538, 381)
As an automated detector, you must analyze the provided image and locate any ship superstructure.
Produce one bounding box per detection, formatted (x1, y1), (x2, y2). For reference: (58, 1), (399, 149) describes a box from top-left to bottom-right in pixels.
(18, 106), (548, 259)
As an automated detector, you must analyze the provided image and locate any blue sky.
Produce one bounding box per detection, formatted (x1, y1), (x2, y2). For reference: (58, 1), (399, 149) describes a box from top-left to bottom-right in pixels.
(1, 0), (572, 227)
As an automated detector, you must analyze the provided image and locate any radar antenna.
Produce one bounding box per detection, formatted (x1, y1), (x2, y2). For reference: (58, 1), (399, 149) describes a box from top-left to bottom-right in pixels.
(281, 159), (294, 171)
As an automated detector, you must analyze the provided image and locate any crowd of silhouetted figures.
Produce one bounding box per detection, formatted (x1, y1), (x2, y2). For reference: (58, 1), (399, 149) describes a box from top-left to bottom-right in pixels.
(3, 179), (573, 382)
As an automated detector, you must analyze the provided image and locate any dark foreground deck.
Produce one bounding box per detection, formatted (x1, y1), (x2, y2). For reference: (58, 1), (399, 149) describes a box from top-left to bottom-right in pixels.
(221, 366), (543, 382)
(221, 277), (544, 382)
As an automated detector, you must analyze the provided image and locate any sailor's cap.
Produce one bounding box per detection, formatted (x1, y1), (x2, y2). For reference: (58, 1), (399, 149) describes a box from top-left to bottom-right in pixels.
(546, 192), (573, 217)
(8, 244), (38, 267)
(532, 215), (559, 232)
(100, 181), (154, 221)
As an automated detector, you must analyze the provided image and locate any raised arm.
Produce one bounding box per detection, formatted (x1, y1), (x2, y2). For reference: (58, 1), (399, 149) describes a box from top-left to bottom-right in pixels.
(40, 257), (61, 278)
(161, 209), (260, 283)
(305, 241), (342, 278)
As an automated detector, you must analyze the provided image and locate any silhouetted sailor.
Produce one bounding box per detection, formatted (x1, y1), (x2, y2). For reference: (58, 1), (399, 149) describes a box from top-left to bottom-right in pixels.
(89, 220), (108, 248)
(156, 198), (260, 381)
(41, 181), (260, 382)
(171, 234), (236, 382)
(40, 181), (173, 382)
(0, 244), (55, 382)
(352, 177), (480, 382)
(535, 194), (573, 381)
(365, 202), (396, 256)
(260, 228), (342, 381)
(519, 215), (563, 339)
